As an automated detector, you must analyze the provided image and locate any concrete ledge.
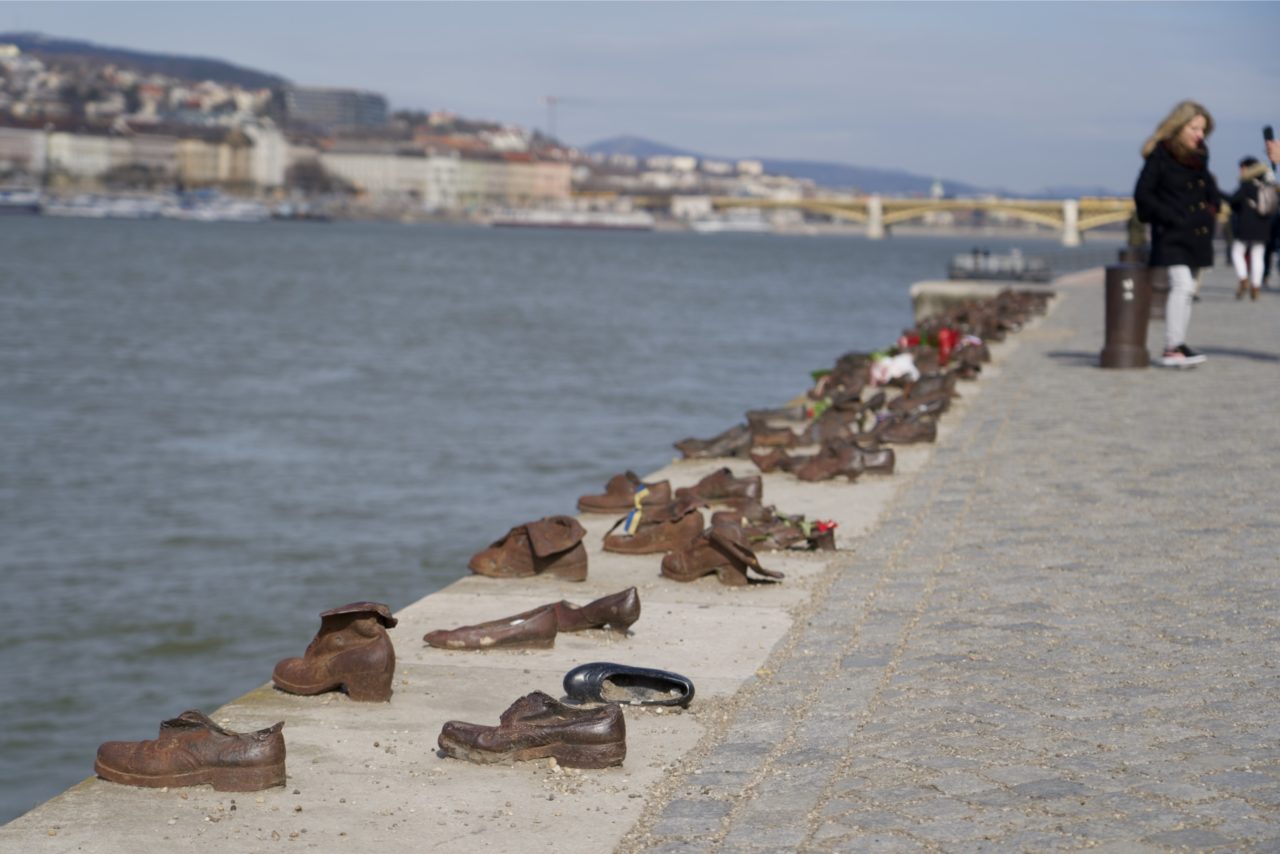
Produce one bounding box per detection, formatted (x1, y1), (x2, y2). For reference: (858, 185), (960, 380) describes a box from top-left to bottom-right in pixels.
(0, 285), (1058, 854)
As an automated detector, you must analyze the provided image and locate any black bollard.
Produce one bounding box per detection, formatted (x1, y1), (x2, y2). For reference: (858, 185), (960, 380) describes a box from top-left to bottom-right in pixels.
(1117, 246), (1148, 265)
(1100, 264), (1152, 369)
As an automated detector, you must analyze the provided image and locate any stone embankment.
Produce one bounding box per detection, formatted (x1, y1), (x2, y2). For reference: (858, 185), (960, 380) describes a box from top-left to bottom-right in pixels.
(3, 264), (1277, 853)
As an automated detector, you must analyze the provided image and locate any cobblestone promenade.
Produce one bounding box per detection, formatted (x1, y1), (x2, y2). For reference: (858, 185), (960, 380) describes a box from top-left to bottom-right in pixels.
(621, 266), (1280, 852)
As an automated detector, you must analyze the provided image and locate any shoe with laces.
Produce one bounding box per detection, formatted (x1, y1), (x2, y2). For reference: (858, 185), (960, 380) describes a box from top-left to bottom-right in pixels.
(1158, 345), (1206, 368)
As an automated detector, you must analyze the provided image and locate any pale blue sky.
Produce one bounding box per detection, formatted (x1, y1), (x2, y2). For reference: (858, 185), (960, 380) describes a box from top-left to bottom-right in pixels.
(2, 2), (1277, 193)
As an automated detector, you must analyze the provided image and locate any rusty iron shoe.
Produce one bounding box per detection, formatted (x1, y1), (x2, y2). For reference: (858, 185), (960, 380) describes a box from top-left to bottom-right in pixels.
(424, 604), (559, 650)
(750, 447), (798, 474)
(874, 414), (938, 445)
(603, 501), (705, 555)
(887, 387), (951, 418)
(674, 423), (752, 459)
(850, 440), (896, 474)
(272, 601), (398, 702)
(712, 509), (808, 551)
(551, 586), (642, 632)
(791, 444), (861, 482)
(423, 587), (642, 649)
(438, 691), (626, 768)
(95, 710), (286, 792)
(468, 515), (588, 581)
(749, 424), (798, 448)
(577, 471), (672, 514)
(674, 467), (763, 503)
(660, 527), (784, 586)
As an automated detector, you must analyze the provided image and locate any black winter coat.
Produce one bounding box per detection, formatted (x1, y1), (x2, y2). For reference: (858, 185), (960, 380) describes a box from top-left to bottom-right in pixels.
(1134, 142), (1221, 268)
(1228, 178), (1274, 244)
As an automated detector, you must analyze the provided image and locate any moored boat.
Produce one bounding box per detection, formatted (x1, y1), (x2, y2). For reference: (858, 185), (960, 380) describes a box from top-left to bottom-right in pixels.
(489, 208), (655, 231)
(947, 248), (1051, 283)
(689, 209), (773, 234)
(0, 188), (42, 215)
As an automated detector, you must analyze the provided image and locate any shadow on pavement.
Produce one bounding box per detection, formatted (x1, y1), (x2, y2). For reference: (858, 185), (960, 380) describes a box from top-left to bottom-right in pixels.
(1045, 350), (1103, 368)
(1198, 346), (1280, 363)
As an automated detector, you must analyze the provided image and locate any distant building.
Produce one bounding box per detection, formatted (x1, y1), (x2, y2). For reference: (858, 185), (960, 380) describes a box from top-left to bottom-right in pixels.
(280, 86), (388, 132)
(320, 143), (431, 202)
(0, 126), (47, 177)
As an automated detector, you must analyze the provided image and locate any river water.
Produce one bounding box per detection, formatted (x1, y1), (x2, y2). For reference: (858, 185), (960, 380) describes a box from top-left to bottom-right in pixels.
(0, 216), (1113, 821)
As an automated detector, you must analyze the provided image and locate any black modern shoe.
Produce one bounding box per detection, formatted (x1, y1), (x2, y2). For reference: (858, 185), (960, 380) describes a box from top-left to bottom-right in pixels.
(1177, 344), (1207, 362)
(1158, 345), (1206, 368)
(563, 662), (694, 708)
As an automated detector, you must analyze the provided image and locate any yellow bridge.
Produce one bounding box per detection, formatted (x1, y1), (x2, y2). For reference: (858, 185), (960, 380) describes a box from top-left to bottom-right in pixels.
(599, 193), (1138, 246)
(713, 195), (1136, 246)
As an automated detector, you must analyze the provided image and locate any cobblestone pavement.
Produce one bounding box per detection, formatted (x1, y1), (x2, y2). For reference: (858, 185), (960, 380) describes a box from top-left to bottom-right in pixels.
(620, 267), (1280, 853)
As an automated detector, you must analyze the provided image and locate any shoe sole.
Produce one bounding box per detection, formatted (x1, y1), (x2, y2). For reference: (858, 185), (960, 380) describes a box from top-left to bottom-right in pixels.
(424, 634), (556, 651)
(94, 758), (286, 791)
(273, 671), (393, 702)
(437, 735), (625, 769)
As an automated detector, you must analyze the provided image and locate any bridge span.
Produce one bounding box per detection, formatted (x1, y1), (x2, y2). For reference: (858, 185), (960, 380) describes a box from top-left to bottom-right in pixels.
(708, 195), (1135, 246)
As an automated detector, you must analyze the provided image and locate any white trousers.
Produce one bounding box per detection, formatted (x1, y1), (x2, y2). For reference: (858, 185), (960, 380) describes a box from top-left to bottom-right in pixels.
(1165, 265), (1197, 351)
(1231, 240), (1266, 287)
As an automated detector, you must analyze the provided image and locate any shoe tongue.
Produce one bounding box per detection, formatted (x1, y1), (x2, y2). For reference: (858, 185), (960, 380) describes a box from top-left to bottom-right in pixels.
(161, 710), (222, 734)
(526, 516), (586, 557)
(320, 601), (398, 628)
(159, 711), (284, 740)
(499, 691), (561, 725)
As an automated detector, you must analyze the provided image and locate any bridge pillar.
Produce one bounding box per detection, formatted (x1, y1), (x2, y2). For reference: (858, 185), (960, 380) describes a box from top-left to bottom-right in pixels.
(866, 195), (884, 239)
(1061, 199), (1081, 247)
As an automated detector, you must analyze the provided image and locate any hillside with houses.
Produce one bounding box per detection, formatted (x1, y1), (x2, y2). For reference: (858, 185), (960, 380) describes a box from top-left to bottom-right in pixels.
(0, 34), (844, 222)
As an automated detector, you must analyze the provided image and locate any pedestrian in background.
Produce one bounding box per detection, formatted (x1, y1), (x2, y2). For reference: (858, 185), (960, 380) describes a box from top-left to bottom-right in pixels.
(1134, 100), (1221, 367)
(1266, 137), (1280, 287)
(1228, 156), (1276, 301)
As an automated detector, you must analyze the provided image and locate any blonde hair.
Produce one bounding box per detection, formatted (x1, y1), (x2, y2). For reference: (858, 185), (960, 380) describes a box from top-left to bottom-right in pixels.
(1141, 100), (1214, 158)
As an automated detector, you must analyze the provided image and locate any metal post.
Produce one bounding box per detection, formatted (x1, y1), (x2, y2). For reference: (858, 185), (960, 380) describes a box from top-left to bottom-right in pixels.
(1099, 264), (1151, 368)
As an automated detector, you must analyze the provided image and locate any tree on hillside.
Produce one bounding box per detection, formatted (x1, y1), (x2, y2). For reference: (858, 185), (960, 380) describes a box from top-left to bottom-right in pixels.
(101, 162), (171, 190)
(284, 159), (353, 195)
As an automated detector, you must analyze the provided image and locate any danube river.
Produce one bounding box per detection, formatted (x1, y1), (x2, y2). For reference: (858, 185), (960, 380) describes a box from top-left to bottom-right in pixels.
(0, 216), (1114, 822)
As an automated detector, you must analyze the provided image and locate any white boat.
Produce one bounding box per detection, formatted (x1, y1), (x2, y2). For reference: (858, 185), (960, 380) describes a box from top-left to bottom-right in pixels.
(0, 188), (42, 215)
(489, 208), (655, 231)
(164, 192), (271, 223)
(689, 209), (773, 234)
(947, 248), (1051, 283)
(41, 194), (167, 219)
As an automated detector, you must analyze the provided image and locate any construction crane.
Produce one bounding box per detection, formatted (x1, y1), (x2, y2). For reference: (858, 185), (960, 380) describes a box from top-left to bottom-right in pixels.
(541, 95), (595, 143)
(542, 95), (561, 141)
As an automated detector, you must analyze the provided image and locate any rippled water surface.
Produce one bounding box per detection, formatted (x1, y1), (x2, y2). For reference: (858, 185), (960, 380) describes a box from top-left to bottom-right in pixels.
(0, 216), (1113, 821)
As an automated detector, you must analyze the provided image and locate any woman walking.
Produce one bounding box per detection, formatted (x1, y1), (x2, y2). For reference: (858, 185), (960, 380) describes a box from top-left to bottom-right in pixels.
(1134, 100), (1221, 367)
(1228, 156), (1276, 301)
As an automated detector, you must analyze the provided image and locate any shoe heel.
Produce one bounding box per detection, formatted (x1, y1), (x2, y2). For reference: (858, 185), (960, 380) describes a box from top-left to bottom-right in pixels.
(716, 565), (750, 586)
(545, 545), (588, 581)
(552, 740), (626, 769)
(342, 670), (394, 702)
(209, 762), (286, 792)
